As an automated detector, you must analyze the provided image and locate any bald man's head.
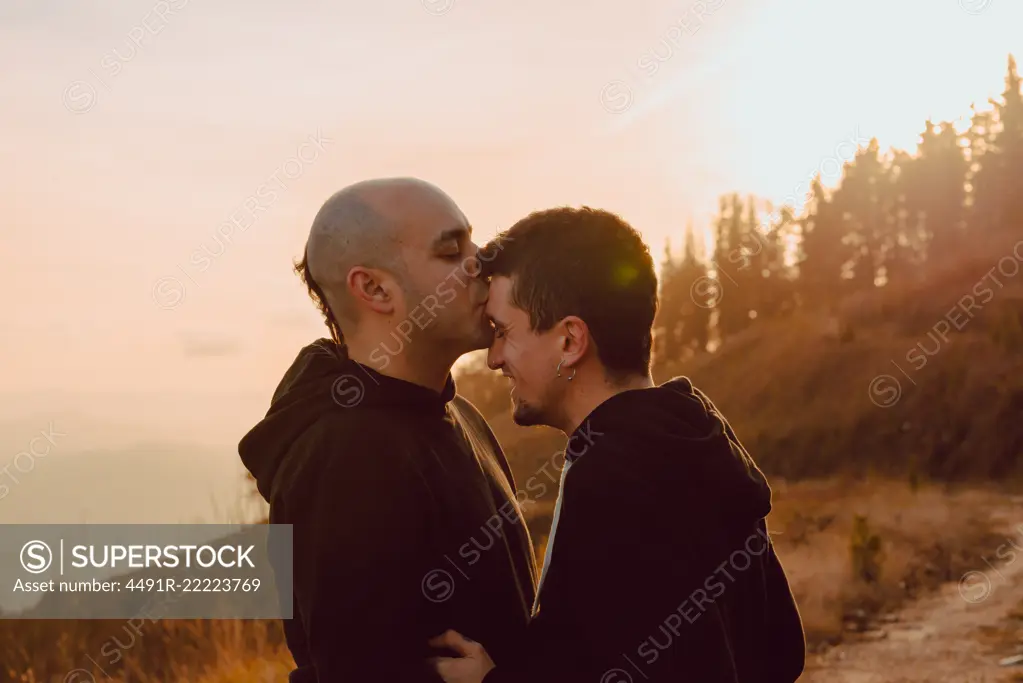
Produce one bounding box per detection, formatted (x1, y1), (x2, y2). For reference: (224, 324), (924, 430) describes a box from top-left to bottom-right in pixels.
(301, 180), (407, 330)
(296, 178), (490, 355)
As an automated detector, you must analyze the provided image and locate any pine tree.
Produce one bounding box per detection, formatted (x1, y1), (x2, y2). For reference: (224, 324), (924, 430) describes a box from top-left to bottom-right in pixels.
(713, 194), (754, 340)
(798, 176), (846, 307)
(900, 120), (968, 275)
(966, 102), (998, 235)
(884, 148), (919, 287)
(970, 54), (1023, 241)
(653, 238), (683, 361)
(752, 203), (794, 319)
(677, 224), (712, 352)
(831, 138), (898, 290)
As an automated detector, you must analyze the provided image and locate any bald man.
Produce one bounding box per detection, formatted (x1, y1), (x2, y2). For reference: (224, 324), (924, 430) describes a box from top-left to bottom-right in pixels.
(240, 178), (537, 683)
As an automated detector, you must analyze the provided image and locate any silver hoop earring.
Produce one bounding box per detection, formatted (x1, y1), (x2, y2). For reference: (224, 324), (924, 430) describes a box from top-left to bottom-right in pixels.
(556, 359), (576, 381)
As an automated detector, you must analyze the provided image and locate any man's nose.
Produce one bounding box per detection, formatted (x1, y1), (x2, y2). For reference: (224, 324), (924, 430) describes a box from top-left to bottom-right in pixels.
(486, 344), (502, 371)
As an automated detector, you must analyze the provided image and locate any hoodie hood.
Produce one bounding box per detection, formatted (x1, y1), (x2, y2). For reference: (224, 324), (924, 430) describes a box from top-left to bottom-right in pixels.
(238, 338), (455, 502)
(571, 375), (772, 525)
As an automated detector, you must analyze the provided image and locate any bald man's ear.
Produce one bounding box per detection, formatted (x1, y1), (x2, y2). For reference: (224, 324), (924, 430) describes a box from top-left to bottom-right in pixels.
(347, 266), (398, 316)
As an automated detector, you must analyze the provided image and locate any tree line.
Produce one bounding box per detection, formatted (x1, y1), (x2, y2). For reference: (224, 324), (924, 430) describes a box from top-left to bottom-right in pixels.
(655, 55), (1023, 359)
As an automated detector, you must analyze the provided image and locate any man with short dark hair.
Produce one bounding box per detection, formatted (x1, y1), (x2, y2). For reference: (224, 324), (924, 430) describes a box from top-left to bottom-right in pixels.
(239, 178), (537, 682)
(430, 207), (805, 683)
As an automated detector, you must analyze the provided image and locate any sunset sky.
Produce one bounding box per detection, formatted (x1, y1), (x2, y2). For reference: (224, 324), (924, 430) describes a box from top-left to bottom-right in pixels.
(1, 0), (1019, 522)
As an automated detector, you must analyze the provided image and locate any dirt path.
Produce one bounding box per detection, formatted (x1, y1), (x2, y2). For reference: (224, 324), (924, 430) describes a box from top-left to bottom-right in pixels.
(801, 503), (1023, 683)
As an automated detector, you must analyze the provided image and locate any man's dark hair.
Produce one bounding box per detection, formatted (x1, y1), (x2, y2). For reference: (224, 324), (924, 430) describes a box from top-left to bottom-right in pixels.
(481, 206), (658, 381)
(294, 253), (344, 346)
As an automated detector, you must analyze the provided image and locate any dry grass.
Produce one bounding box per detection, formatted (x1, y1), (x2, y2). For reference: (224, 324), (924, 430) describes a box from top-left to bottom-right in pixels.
(1, 619), (293, 682)
(3, 480), (1012, 681)
(976, 595), (1023, 659)
(767, 478), (1011, 649)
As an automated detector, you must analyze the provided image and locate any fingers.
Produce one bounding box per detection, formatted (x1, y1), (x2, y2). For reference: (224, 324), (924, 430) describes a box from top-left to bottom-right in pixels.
(428, 629), (479, 657)
(431, 657), (456, 680)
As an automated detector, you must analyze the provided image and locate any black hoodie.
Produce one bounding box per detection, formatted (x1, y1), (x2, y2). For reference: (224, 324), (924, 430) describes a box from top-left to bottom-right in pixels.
(484, 376), (805, 683)
(239, 340), (537, 683)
